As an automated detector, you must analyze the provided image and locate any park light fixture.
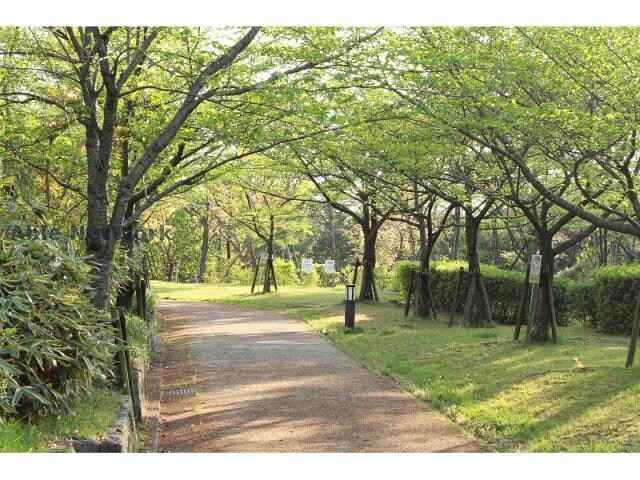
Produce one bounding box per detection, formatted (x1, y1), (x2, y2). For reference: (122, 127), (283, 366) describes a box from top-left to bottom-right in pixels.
(345, 284), (356, 329)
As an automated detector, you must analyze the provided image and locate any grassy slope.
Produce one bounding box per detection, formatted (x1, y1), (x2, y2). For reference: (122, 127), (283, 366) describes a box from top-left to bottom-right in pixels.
(152, 281), (640, 452)
(0, 388), (122, 452)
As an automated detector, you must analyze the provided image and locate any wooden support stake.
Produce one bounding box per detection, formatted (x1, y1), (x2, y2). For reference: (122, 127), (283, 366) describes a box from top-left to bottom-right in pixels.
(404, 269), (416, 317)
(141, 280), (147, 322)
(250, 263), (260, 293)
(449, 267), (463, 327)
(462, 272), (477, 327)
(270, 259), (278, 292)
(371, 268), (379, 302)
(262, 260), (271, 293)
(477, 272), (493, 325)
(625, 291), (640, 368)
(546, 273), (558, 344)
(352, 259), (360, 285)
(111, 315), (129, 392)
(117, 308), (140, 422)
(427, 278), (438, 321)
(135, 280), (144, 319)
(525, 282), (540, 345)
(112, 310), (132, 398)
(412, 270), (420, 318)
(514, 261), (531, 341)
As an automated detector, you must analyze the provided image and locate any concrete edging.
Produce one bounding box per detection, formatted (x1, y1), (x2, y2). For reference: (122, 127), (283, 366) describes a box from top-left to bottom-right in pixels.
(72, 395), (138, 453)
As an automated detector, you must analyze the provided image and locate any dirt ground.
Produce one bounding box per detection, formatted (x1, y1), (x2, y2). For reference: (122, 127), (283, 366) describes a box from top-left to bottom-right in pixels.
(157, 301), (478, 452)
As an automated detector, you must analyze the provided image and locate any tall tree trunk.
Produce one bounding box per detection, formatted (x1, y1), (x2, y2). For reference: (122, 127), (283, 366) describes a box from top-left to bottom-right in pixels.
(326, 204), (337, 261)
(463, 213), (487, 326)
(530, 234), (555, 343)
(85, 123), (114, 311)
(491, 226), (500, 266)
(263, 214), (275, 294)
(115, 234), (136, 310)
(359, 230), (377, 301)
(415, 215), (433, 317)
(198, 214), (210, 283)
(450, 206), (461, 260)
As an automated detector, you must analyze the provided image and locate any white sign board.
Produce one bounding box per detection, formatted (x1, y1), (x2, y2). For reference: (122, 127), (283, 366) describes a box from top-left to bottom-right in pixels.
(301, 258), (313, 273)
(324, 259), (335, 273)
(529, 254), (542, 284)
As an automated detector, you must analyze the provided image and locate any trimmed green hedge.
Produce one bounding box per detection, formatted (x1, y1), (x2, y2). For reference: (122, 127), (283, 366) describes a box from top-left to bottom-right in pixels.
(394, 260), (568, 325)
(395, 260), (640, 334)
(565, 264), (640, 335)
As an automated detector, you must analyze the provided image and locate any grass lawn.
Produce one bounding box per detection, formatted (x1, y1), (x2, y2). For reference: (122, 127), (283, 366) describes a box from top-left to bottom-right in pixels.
(0, 388), (122, 452)
(153, 281), (640, 452)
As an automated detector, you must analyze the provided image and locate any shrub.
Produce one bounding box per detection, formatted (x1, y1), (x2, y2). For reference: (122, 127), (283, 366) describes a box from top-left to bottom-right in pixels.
(593, 264), (640, 334)
(394, 260), (421, 298)
(226, 263), (253, 284)
(0, 239), (115, 417)
(125, 314), (150, 368)
(566, 279), (597, 328)
(300, 266), (320, 287)
(312, 263), (340, 287)
(273, 258), (299, 286)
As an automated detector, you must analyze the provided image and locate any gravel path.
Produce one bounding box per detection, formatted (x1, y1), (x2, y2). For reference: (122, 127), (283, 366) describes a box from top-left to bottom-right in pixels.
(157, 301), (478, 452)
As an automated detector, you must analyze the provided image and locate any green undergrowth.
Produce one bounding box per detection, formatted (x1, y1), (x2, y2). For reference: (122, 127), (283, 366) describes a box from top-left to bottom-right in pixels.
(0, 388), (122, 452)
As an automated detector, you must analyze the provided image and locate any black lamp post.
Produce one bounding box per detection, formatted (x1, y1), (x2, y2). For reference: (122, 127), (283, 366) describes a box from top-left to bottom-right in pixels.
(345, 283), (356, 329)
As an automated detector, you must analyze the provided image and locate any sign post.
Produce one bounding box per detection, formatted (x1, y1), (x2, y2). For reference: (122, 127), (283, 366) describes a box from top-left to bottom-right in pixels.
(324, 259), (335, 288)
(324, 259), (335, 274)
(529, 254), (542, 284)
(301, 258), (313, 273)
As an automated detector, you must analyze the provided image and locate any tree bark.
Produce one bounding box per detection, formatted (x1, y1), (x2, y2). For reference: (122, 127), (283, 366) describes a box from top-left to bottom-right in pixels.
(463, 212), (488, 327)
(262, 214), (275, 294)
(415, 214), (434, 317)
(450, 205), (461, 260)
(326, 203), (337, 261)
(530, 235), (555, 343)
(359, 230), (378, 301)
(198, 214), (210, 283)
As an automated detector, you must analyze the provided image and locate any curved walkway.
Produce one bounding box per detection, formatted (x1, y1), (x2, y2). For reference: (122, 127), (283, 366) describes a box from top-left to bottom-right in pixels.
(157, 301), (478, 452)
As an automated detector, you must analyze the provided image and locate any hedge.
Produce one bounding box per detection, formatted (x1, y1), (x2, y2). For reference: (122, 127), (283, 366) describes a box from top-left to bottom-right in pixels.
(393, 260), (568, 325)
(565, 264), (640, 335)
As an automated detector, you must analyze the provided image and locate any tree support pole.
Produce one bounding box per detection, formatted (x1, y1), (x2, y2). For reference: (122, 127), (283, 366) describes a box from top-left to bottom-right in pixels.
(449, 267), (463, 327)
(427, 276), (438, 321)
(404, 269), (416, 317)
(546, 272), (558, 344)
(352, 259), (360, 285)
(462, 272), (477, 327)
(514, 261), (531, 341)
(525, 283), (540, 345)
(412, 270), (420, 318)
(250, 264), (260, 293)
(270, 259), (278, 292)
(625, 291), (640, 368)
(135, 280), (144, 320)
(117, 308), (140, 423)
(477, 272), (493, 325)
(371, 265), (379, 302)
(262, 260), (272, 294)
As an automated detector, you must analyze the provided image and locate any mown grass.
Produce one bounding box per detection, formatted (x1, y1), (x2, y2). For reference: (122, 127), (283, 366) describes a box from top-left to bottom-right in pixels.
(0, 388), (122, 452)
(152, 281), (640, 452)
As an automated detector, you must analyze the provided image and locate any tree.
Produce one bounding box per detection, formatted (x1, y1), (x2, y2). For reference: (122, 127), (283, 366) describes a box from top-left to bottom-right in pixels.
(211, 159), (314, 293)
(0, 26), (381, 310)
